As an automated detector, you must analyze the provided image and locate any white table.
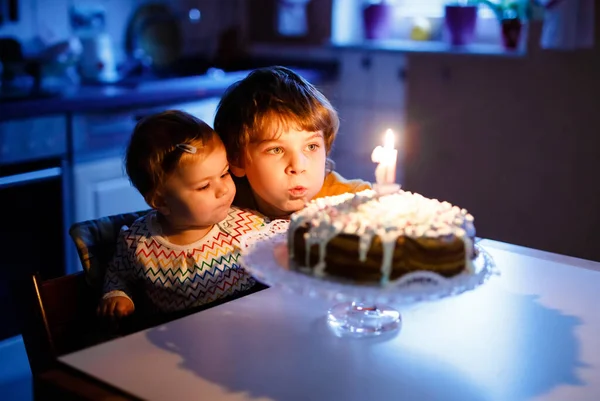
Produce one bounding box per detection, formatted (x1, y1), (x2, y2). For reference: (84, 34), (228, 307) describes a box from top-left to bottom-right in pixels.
(60, 239), (600, 401)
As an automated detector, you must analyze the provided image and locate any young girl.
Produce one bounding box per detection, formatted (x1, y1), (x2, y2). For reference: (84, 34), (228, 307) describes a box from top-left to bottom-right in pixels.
(98, 110), (266, 318)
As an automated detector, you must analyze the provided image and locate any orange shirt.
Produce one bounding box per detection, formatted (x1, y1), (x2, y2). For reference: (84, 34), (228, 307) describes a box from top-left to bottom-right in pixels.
(314, 171), (372, 198)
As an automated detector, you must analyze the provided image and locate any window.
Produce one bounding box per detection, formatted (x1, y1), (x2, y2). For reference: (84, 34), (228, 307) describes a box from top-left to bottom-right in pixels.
(331, 0), (498, 45)
(396, 0), (494, 18)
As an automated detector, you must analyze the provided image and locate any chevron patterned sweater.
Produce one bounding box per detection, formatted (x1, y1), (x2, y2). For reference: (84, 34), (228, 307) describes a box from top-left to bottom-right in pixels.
(103, 207), (266, 313)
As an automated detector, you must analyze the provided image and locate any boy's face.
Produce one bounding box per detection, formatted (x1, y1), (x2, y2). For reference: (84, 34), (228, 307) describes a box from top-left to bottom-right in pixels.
(158, 143), (236, 228)
(233, 128), (327, 218)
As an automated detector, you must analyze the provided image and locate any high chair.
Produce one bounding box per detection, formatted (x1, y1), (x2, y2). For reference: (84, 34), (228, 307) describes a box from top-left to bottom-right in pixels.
(69, 210), (151, 291)
(20, 271), (112, 375)
(20, 210), (151, 376)
(22, 208), (269, 399)
(68, 208), (267, 306)
(21, 271), (136, 400)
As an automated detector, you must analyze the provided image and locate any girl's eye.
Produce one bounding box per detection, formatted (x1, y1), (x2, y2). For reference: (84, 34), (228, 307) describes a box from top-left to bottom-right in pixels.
(197, 184), (209, 191)
(221, 170), (230, 178)
(266, 147), (283, 155)
(307, 143), (320, 151)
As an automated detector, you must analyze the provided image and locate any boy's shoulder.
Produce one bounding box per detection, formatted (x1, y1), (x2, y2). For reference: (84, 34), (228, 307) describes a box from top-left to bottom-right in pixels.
(315, 171), (372, 198)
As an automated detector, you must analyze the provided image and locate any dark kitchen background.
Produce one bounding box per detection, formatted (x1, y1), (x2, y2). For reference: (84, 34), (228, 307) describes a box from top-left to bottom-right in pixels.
(0, 0), (598, 398)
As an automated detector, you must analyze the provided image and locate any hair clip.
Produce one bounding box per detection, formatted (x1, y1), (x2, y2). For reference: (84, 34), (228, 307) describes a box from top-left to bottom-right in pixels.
(176, 144), (197, 154)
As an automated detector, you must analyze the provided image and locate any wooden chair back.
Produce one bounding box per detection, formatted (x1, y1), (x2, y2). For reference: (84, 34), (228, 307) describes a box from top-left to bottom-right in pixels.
(20, 271), (113, 374)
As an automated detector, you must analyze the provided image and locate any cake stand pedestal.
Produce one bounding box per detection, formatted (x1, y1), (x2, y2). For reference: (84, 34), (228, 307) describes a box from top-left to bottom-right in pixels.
(327, 302), (401, 337)
(241, 220), (498, 338)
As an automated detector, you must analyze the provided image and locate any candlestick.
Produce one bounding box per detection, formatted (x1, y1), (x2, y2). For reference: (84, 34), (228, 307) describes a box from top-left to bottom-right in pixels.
(371, 128), (400, 195)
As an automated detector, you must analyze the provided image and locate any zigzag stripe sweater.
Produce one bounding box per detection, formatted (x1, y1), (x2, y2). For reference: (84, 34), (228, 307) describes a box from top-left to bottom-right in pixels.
(103, 207), (266, 313)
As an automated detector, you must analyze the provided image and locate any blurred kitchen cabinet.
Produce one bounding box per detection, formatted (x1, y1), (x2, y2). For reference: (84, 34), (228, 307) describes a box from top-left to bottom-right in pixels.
(331, 50), (406, 182)
(72, 97), (221, 223)
(73, 156), (148, 223)
(174, 97), (222, 127)
(336, 51), (371, 103)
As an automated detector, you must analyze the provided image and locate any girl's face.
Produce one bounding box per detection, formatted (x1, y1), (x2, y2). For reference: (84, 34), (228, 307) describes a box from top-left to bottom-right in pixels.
(158, 142), (236, 229)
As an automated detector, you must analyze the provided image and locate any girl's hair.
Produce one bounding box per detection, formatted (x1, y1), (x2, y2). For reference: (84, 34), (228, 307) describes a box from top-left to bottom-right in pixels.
(213, 66), (339, 165)
(125, 110), (218, 205)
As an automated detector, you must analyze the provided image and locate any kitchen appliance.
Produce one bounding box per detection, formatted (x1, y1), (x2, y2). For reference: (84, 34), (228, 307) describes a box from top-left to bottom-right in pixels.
(69, 4), (118, 83)
(0, 36), (81, 100)
(0, 37), (44, 98)
(277, 0), (311, 36)
(124, 3), (204, 75)
(0, 0), (19, 25)
(0, 116), (72, 341)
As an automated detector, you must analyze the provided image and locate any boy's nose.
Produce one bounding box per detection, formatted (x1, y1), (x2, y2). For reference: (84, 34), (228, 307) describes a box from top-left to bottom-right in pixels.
(286, 152), (307, 175)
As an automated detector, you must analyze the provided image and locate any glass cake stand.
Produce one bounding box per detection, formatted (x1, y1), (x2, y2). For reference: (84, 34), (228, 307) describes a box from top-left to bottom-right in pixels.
(241, 220), (499, 338)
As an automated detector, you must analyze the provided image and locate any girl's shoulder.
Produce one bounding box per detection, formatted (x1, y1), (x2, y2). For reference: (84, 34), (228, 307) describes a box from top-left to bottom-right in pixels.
(118, 211), (160, 245)
(220, 206), (269, 236)
(227, 206), (268, 221)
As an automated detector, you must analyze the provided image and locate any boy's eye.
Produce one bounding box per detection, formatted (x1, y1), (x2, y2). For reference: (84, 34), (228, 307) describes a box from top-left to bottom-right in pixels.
(221, 170), (230, 178)
(307, 143), (320, 151)
(197, 184), (209, 191)
(266, 147), (283, 155)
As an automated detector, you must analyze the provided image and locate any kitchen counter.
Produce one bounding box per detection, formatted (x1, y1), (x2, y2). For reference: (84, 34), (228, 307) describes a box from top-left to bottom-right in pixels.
(0, 66), (336, 122)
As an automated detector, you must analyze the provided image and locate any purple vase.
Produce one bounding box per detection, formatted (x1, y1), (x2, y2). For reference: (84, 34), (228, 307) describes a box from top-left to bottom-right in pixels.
(363, 4), (394, 40)
(444, 4), (478, 46)
(501, 18), (523, 50)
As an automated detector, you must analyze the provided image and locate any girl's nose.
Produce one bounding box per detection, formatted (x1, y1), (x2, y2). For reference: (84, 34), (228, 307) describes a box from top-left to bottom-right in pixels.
(215, 180), (229, 198)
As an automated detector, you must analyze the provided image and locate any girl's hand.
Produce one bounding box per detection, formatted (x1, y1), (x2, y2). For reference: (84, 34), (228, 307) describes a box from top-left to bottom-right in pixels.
(98, 296), (135, 318)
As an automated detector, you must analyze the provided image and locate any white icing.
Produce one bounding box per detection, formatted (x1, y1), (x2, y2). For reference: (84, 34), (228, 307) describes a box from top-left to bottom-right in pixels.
(289, 189), (477, 284)
(463, 235), (475, 274)
(358, 231), (374, 262)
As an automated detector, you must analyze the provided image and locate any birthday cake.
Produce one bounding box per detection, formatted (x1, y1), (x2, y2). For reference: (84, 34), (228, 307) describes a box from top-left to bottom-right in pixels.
(287, 189), (477, 285)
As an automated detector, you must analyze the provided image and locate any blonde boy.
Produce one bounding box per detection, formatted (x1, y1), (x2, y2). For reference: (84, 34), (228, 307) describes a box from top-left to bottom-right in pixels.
(214, 66), (371, 219)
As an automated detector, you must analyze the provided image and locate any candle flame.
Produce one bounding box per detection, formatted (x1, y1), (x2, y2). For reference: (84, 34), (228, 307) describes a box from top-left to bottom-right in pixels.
(384, 129), (395, 149)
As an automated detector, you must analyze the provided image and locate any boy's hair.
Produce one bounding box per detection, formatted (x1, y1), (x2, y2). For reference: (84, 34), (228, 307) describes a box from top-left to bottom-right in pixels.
(125, 110), (218, 205)
(213, 66), (339, 165)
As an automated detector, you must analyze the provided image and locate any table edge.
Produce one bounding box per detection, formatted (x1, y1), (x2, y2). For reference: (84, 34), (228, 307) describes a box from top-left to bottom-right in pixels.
(479, 238), (600, 272)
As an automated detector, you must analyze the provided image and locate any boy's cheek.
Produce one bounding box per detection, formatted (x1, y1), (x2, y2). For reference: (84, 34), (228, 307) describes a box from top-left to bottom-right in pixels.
(250, 155), (280, 173)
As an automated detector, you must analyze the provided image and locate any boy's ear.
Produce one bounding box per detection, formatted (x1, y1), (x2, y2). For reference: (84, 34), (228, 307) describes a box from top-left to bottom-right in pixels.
(229, 157), (246, 177)
(230, 164), (245, 177)
(325, 158), (335, 174)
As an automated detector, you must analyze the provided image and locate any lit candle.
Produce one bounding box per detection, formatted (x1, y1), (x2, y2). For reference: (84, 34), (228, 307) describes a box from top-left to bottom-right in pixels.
(371, 128), (400, 194)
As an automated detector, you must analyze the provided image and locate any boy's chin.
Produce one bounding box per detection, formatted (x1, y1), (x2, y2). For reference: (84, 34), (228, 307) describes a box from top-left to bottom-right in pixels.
(282, 198), (310, 214)
(259, 199), (305, 219)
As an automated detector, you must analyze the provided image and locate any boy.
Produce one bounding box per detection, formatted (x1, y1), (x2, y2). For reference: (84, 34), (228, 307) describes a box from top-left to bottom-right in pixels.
(213, 66), (371, 219)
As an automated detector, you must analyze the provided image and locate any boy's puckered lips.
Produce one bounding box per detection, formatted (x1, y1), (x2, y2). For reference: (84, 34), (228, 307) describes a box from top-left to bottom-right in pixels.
(289, 186), (308, 198)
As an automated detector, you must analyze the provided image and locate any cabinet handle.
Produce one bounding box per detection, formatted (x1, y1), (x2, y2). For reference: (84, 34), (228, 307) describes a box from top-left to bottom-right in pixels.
(0, 167), (62, 189)
(361, 56), (372, 70)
